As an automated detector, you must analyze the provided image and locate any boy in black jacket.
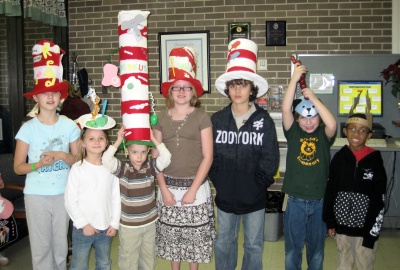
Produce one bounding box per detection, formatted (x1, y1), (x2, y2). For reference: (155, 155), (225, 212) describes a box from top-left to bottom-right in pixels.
(323, 92), (386, 270)
(209, 38), (279, 270)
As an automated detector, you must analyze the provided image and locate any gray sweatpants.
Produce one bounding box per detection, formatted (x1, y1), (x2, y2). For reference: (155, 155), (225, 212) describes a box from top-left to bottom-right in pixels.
(25, 194), (69, 270)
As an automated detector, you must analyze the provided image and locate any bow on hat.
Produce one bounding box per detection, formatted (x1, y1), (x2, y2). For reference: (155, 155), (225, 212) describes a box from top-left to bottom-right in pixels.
(161, 47), (205, 98)
(23, 40), (68, 100)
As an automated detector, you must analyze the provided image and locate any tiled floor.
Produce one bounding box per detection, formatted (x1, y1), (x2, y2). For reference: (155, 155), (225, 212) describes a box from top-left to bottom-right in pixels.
(2, 225), (400, 269)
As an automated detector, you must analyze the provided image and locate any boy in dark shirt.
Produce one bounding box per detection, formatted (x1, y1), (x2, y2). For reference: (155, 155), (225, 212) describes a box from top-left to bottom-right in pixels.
(323, 92), (386, 270)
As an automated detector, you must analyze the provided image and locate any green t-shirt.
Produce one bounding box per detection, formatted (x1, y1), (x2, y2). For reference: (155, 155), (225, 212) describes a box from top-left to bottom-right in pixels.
(282, 122), (333, 200)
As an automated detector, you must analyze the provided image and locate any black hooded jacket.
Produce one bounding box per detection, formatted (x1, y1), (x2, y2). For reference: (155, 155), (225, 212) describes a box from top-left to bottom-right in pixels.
(209, 103), (279, 215)
(323, 145), (387, 249)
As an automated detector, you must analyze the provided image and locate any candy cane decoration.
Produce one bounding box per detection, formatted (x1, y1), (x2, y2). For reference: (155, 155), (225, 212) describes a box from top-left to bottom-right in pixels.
(291, 56), (307, 89)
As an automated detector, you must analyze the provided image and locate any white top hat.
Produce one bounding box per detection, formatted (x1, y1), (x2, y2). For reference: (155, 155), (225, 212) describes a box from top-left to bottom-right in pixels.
(215, 39), (269, 97)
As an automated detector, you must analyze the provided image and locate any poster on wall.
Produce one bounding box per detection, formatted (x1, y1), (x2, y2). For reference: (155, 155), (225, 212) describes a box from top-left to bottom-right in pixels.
(158, 30), (211, 93)
(338, 80), (383, 117)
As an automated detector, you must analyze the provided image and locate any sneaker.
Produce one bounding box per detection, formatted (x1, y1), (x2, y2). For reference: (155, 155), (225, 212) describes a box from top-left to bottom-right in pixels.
(0, 253), (9, 266)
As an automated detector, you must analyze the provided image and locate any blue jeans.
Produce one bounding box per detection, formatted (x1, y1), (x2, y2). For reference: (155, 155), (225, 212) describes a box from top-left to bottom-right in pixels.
(284, 196), (326, 270)
(214, 207), (264, 270)
(70, 227), (112, 270)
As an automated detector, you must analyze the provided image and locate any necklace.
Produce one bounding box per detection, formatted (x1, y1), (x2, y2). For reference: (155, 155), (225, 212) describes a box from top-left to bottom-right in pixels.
(176, 113), (189, 147)
(169, 112), (189, 147)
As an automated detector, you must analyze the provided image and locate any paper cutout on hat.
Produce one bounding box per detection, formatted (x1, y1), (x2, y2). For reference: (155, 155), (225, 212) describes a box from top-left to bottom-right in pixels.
(346, 90), (373, 130)
(102, 64), (121, 87)
(294, 97), (318, 118)
(120, 13), (147, 40)
(78, 113), (116, 130)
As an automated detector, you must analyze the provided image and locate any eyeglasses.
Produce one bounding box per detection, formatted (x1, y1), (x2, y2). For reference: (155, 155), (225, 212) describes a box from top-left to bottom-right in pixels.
(171, 86), (193, 92)
(346, 127), (369, 135)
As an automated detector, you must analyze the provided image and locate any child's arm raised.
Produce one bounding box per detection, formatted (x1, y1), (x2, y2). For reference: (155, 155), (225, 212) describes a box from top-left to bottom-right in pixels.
(302, 88), (337, 139)
(102, 126), (125, 173)
(282, 63), (307, 131)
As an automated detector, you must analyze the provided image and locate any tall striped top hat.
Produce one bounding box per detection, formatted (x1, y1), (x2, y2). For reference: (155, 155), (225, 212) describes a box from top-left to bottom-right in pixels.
(23, 40), (68, 100)
(161, 46), (204, 98)
(215, 38), (269, 97)
(118, 10), (155, 147)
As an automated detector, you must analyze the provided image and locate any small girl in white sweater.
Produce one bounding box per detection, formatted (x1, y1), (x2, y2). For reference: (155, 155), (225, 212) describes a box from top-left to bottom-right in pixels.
(65, 127), (121, 270)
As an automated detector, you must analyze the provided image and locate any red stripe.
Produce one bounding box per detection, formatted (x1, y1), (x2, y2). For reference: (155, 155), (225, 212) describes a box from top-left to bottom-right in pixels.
(124, 128), (150, 142)
(120, 73), (149, 87)
(227, 66), (255, 73)
(168, 69), (194, 80)
(121, 100), (150, 114)
(228, 49), (257, 63)
(119, 47), (148, 61)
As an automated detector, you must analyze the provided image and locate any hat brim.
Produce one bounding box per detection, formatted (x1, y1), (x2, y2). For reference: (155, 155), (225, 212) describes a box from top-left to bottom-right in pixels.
(161, 78), (205, 98)
(23, 81), (69, 100)
(215, 71), (269, 97)
(123, 140), (155, 148)
(78, 114), (116, 130)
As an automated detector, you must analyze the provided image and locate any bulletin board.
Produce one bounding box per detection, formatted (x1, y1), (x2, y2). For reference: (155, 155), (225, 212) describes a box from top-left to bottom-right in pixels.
(338, 80), (383, 116)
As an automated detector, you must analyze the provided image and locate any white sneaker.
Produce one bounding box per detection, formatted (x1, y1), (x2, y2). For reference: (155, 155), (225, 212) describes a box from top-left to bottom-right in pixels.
(0, 253), (9, 266)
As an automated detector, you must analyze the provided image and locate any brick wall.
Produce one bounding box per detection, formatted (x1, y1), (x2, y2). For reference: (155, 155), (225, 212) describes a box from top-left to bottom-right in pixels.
(67, 0), (392, 138)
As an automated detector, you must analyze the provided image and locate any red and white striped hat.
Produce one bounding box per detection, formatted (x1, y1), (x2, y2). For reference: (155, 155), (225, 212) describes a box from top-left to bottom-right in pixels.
(23, 40), (68, 100)
(161, 46), (204, 98)
(118, 10), (154, 147)
(215, 38), (268, 97)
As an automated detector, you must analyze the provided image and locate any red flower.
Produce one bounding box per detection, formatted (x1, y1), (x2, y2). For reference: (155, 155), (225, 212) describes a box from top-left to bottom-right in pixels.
(381, 59), (400, 98)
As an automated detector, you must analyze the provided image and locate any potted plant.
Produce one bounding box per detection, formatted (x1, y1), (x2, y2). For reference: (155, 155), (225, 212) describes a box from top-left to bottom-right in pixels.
(381, 59), (400, 98)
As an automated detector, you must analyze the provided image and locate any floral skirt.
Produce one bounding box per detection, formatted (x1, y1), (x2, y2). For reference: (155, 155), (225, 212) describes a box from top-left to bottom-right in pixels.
(156, 175), (216, 263)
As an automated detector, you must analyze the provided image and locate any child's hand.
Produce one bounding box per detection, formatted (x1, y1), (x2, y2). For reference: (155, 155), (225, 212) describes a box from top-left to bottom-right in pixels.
(292, 63), (308, 81)
(161, 189), (176, 206)
(181, 189), (196, 206)
(328, 228), (336, 238)
(106, 226), (117, 237)
(0, 174), (4, 189)
(112, 126), (125, 148)
(301, 88), (317, 103)
(82, 224), (98, 236)
(37, 152), (56, 167)
(117, 125), (125, 139)
(116, 126), (125, 142)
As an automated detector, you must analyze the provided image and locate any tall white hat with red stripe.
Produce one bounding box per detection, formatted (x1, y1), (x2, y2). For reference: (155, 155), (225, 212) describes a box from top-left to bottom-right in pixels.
(24, 40), (68, 100)
(118, 10), (155, 147)
(215, 38), (269, 97)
